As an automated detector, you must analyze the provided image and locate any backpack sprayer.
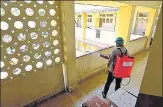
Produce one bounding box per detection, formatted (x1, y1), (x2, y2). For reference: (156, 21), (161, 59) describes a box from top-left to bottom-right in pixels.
(101, 48), (135, 86)
(104, 66), (131, 86)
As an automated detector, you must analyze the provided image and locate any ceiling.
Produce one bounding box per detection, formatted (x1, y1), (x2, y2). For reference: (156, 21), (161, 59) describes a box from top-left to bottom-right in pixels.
(75, 4), (119, 13)
(75, 1), (162, 10)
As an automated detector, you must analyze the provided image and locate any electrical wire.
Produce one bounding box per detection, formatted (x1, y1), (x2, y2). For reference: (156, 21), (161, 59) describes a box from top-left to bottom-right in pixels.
(121, 77), (131, 86)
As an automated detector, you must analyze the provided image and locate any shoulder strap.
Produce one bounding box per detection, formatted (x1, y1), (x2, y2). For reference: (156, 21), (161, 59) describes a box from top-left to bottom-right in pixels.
(125, 49), (128, 55)
(117, 48), (123, 56)
(117, 48), (128, 56)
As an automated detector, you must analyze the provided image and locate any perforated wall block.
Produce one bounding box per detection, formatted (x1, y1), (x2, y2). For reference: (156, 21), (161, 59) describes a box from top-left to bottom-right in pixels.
(1, 1), (63, 82)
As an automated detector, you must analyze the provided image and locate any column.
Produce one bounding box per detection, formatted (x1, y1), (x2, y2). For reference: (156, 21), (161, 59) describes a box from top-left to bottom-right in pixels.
(61, 1), (77, 92)
(92, 12), (100, 27)
(115, 5), (136, 46)
(81, 13), (87, 53)
(144, 8), (157, 49)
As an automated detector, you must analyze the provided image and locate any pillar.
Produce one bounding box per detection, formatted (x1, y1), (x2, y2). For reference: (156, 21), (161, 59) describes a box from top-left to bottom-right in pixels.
(92, 12), (100, 27)
(131, 8), (138, 34)
(81, 13), (87, 53)
(61, 1), (77, 92)
(115, 5), (136, 46)
(144, 8), (157, 49)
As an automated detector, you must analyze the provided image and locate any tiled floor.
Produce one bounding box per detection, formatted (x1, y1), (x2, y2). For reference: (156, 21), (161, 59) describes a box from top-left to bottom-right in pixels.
(38, 50), (150, 107)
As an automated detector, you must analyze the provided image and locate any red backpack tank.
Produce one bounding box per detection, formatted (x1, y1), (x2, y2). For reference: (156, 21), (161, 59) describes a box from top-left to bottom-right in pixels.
(113, 48), (135, 78)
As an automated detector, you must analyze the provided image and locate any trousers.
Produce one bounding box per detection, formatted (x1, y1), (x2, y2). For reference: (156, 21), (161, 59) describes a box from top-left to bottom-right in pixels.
(103, 72), (122, 95)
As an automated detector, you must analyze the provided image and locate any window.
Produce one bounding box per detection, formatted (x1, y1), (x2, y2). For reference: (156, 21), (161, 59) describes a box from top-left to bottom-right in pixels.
(100, 14), (107, 17)
(87, 14), (92, 23)
(102, 18), (105, 23)
(88, 15), (92, 17)
(143, 13), (148, 17)
(87, 19), (89, 22)
(110, 19), (113, 23)
(138, 13), (148, 17)
(89, 19), (92, 22)
(106, 18), (110, 23)
(107, 14), (113, 17)
(138, 13), (143, 17)
(96, 30), (100, 38)
(87, 19), (92, 22)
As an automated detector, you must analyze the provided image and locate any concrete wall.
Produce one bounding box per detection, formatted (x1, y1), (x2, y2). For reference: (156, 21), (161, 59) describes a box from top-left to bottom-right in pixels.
(76, 48), (113, 82)
(127, 37), (147, 55)
(139, 7), (162, 97)
(1, 65), (64, 107)
(1, 1), (77, 107)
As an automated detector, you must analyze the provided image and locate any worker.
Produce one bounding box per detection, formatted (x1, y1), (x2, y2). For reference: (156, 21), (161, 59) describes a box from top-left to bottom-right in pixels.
(100, 37), (129, 98)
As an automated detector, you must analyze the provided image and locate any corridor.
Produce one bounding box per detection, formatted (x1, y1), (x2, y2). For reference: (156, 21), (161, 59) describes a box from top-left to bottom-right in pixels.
(1, 1), (162, 107)
(37, 50), (149, 107)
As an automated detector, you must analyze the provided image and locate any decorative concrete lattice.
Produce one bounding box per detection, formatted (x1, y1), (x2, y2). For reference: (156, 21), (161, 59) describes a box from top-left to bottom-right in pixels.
(0, 0), (63, 81)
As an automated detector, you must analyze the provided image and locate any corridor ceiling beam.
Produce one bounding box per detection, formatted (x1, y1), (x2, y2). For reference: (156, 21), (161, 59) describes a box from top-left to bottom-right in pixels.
(75, 1), (162, 10)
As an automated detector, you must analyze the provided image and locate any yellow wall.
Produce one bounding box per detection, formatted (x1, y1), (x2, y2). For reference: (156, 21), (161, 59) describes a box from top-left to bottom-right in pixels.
(1, 65), (64, 107)
(126, 37), (147, 55)
(139, 8), (162, 97)
(145, 9), (156, 36)
(115, 5), (135, 45)
(1, 1), (66, 107)
(81, 13), (87, 53)
(144, 8), (157, 48)
(76, 48), (113, 82)
(92, 12), (100, 27)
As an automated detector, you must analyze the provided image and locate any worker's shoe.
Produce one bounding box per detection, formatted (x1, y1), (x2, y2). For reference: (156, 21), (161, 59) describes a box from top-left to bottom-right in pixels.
(102, 91), (106, 98)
